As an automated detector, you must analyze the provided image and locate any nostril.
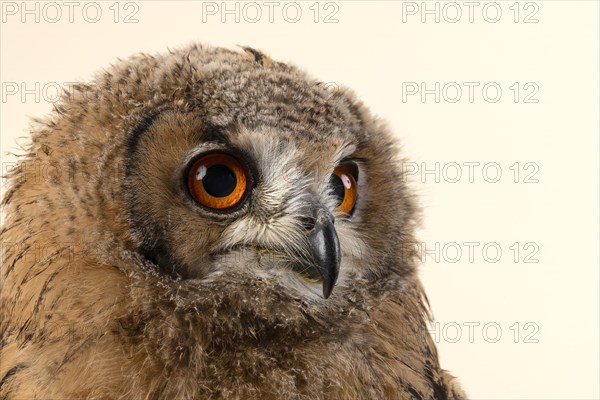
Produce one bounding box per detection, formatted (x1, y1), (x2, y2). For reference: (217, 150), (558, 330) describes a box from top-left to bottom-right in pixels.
(300, 208), (335, 232)
(315, 208), (334, 225)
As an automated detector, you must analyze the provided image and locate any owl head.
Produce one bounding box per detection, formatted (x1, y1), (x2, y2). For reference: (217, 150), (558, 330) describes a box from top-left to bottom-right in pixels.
(118, 45), (419, 303)
(53, 42), (406, 305)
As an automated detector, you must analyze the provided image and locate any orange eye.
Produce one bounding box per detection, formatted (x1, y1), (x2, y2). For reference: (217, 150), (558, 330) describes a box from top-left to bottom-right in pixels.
(330, 164), (358, 216)
(187, 153), (248, 210)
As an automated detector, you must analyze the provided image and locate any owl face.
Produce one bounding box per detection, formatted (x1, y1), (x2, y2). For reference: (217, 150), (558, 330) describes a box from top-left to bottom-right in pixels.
(126, 112), (364, 300)
(96, 46), (417, 306)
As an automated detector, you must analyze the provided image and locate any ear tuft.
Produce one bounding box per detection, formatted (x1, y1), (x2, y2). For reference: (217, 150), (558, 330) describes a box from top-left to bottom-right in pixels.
(239, 46), (274, 67)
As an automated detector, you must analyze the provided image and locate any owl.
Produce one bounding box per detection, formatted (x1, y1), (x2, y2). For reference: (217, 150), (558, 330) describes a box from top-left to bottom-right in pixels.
(0, 44), (465, 399)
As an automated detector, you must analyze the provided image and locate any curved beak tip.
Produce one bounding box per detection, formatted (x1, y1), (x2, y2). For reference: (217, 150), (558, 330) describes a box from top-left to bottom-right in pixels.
(322, 276), (335, 299)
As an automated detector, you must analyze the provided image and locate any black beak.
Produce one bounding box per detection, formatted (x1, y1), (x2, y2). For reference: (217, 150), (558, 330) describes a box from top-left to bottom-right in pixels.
(306, 209), (341, 299)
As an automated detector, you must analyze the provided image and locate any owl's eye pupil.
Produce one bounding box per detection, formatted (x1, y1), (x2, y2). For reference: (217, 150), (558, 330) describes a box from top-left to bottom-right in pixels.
(202, 165), (237, 197)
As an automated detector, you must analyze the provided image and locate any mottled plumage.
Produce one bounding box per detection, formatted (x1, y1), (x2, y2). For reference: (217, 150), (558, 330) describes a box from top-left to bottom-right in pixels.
(0, 43), (465, 399)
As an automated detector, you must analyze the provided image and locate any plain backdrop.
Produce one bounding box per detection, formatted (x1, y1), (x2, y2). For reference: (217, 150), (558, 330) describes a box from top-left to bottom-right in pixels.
(1, 1), (599, 399)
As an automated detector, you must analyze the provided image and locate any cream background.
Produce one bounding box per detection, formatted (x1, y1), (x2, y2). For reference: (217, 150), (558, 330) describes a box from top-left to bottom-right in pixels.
(1, 1), (598, 398)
